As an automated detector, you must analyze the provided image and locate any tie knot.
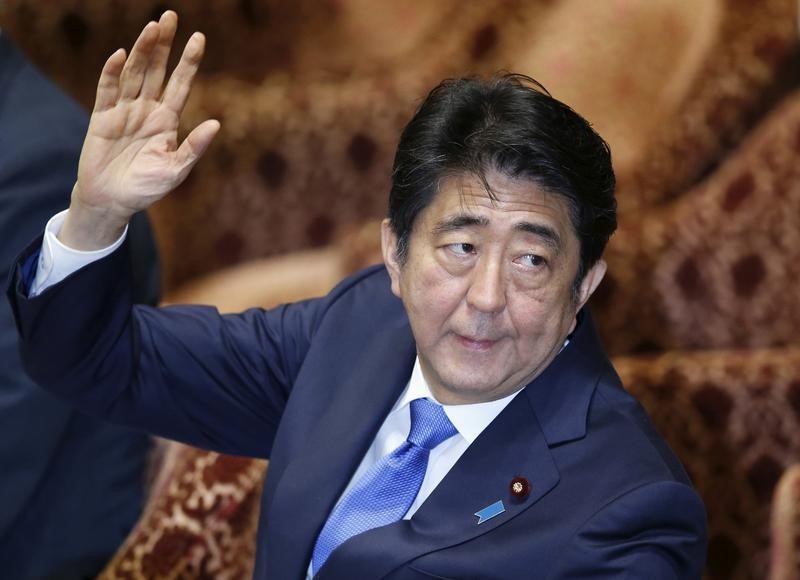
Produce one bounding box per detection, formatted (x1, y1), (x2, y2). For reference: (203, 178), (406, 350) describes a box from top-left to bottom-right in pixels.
(407, 398), (457, 450)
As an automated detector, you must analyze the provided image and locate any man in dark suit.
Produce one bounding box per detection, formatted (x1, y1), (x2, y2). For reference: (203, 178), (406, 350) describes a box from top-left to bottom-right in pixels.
(7, 12), (707, 578)
(0, 32), (160, 578)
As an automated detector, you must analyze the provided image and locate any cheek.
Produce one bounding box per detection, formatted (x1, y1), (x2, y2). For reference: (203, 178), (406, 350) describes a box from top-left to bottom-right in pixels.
(508, 292), (573, 341)
(404, 268), (464, 325)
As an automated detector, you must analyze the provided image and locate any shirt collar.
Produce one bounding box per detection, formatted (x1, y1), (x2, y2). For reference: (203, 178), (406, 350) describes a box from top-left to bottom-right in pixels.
(390, 357), (523, 445)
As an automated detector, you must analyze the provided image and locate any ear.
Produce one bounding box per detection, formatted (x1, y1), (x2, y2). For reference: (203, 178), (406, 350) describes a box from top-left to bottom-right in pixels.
(381, 219), (403, 298)
(575, 259), (607, 310)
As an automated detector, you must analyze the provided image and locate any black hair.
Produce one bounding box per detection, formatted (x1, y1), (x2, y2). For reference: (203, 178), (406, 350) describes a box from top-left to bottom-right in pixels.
(388, 73), (617, 291)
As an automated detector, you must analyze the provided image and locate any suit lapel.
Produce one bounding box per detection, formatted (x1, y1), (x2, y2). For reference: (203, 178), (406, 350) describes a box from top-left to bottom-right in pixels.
(263, 318), (417, 580)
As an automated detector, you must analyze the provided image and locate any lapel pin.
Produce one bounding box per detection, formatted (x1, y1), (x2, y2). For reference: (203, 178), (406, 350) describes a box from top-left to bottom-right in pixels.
(474, 500), (505, 524)
(510, 476), (531, 500)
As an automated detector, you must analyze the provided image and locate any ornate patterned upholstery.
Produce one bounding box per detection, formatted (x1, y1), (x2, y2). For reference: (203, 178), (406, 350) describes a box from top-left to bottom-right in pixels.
(592, 88), (800, 356)
(98, 442), (266, 579)
(2, 1), (798, 578)
(618, 348), (800, 579)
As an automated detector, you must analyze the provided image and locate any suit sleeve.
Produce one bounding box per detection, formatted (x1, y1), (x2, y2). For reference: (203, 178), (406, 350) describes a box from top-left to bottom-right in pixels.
(546, 480), (707, 579)
(7, 237), (333, 458)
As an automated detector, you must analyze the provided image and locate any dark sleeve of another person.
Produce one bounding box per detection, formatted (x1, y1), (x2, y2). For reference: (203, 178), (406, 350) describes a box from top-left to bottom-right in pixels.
(0, 34), (160, 578)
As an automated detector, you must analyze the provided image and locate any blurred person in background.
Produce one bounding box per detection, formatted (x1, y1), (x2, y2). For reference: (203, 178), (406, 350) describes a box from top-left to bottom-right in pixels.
(0, 28), (160, 578)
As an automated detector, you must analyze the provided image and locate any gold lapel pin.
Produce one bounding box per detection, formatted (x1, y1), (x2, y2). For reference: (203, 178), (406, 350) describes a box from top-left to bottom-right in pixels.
(510, 476), (531, 500)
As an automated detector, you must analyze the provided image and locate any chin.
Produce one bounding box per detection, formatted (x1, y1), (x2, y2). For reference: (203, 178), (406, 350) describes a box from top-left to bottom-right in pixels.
(435, 372), (506, 403)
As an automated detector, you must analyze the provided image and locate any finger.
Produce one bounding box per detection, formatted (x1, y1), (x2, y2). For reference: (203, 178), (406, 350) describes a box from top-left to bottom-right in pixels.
(118, 20), (160, 100)
(161, 32), (205, 116)
(141, 10), (178, 99)
(174, 119), (220, 175)
(92, 49), (126, 112)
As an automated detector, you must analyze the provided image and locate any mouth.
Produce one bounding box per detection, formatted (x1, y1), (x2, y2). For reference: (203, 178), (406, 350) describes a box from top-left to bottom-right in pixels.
(454, 333), (499, 352)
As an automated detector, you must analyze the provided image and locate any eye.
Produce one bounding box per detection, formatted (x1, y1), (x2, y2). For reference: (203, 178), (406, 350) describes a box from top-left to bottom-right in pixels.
(447, 243), (475, 256)
(517, 254), (546, 268)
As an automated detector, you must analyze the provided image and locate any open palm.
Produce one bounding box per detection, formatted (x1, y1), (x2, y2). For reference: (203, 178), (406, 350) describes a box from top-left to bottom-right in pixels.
(63, 11), (219, 249)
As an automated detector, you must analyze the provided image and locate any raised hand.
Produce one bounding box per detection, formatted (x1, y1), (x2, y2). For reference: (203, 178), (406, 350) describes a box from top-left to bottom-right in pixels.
(60, 11), (220, 250)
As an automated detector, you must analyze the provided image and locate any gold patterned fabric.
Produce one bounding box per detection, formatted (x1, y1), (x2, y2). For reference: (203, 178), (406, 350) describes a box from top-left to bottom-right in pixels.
(99, 443), (266, 580)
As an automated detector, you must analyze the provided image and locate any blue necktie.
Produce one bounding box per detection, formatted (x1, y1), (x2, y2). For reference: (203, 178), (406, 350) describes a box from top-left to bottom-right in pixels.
(311, 397), (457, 575)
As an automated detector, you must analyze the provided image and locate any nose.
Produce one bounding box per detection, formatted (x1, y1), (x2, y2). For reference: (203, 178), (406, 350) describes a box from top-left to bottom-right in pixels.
(466, 257), (507, 314)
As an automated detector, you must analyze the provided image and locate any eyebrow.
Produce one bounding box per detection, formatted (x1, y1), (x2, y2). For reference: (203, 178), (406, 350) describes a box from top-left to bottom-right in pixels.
(432, 214), (563, 252)
(432, 214), (488, 234)
(515, 222), (562, 252)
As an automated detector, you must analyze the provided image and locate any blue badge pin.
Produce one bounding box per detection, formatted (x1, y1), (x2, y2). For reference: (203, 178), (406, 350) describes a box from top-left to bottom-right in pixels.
(474, 500), (505, 524)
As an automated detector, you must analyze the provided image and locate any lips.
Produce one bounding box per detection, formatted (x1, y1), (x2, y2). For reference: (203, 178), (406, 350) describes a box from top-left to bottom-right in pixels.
(454, 333), (498, 351)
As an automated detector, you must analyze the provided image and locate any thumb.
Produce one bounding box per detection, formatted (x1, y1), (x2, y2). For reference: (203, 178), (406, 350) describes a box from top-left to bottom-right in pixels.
(175, 119), (221, 176)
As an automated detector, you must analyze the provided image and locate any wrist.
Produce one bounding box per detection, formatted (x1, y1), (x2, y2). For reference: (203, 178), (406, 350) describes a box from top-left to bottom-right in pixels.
(59, 189), (131, 251)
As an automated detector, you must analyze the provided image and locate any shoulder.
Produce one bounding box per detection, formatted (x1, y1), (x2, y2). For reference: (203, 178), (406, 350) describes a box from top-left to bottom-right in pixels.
(589, 377), (693, 483)
(314, 264), (405, 327)
(544, 310), (694, 486)
(326, 263), (393, 300)
(0, 36), (87, 162)
(244, 264), (403, 359)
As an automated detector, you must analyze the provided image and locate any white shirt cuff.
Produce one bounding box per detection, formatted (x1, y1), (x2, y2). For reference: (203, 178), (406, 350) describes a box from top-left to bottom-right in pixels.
(30, 209), (128, 296)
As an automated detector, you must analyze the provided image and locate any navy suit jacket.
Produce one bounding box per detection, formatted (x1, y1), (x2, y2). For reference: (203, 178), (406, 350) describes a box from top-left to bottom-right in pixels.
(0, 33), (159, 578)
(8, 236), (707, 579)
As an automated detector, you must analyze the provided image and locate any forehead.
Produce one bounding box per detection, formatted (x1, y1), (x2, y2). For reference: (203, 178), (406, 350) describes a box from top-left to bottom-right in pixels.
(420, 172), (576, 239)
